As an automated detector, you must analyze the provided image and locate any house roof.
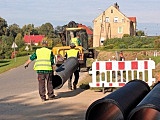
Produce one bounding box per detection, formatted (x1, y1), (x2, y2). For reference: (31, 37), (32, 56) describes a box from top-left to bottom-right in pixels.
(128, 17), (136, 23)
(24, 35), (45, 43)
(78, 24), (93, 35)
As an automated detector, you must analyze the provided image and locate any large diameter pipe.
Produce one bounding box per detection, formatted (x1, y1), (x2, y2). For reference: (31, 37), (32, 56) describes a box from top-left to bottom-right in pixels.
(52, 57), (79, 89)
(85, 80), (150, 120)
(128, 82), (160, 120)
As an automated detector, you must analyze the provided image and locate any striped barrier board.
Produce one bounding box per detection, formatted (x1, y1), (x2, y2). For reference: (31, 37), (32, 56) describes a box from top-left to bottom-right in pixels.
(89, 58), (156, 88)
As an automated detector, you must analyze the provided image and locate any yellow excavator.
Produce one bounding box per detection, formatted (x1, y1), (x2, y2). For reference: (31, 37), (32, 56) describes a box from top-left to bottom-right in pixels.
(52, 22), (95, 70)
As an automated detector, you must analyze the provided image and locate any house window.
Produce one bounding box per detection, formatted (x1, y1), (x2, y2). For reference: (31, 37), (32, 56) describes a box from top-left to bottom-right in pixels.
(118, 27), (123, 33)
(114, 17), (118, 22)
(111, 9), (113, 13)
(100, 18), (102, 23)
(122, 18), (125, 23)
(105, 17), (110, 22)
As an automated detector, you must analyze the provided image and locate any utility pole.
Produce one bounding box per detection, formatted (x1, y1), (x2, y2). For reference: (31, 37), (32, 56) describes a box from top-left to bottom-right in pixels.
(98, 9), (105, 47)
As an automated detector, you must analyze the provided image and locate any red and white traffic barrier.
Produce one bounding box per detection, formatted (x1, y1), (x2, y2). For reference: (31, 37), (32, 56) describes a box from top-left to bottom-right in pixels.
(89, 58), (155, 88)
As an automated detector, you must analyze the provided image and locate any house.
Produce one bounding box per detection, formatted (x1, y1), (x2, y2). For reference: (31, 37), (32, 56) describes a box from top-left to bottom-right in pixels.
(78, 24), (93, 36)
(93, 3), (137, 47)
(24, 35), (45, 46)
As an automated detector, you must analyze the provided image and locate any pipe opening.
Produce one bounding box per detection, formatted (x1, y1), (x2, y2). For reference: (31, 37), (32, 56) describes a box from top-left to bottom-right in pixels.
(129, 108), (160, 120)
(86, 101), (123, 120)
(52, 75), (63, 89)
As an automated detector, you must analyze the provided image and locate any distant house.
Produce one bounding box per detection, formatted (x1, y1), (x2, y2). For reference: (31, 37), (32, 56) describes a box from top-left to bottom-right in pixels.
(93, 3), (137, 47)
(78, 24), (93, 36)
(24, 35), (45, 46)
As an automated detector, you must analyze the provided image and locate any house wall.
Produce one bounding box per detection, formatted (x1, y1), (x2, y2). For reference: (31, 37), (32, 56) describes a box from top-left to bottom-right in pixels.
(93, 5), (134, 47)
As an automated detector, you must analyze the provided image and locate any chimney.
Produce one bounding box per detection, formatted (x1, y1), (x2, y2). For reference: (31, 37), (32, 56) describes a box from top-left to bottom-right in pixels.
(114, 2), (119, 10)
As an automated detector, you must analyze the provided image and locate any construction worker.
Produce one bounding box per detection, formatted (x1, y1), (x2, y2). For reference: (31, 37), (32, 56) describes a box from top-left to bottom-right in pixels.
(70, 32), (81, 46)
(65, 43), (80, 90)
(24, 40), (57, 102)
(119, 51), (125, 61)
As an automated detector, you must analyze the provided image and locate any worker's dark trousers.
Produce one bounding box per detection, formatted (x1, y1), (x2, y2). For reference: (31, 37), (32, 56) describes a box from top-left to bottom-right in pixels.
(38, 73), (54, 99)
(68, 69), (79, 88)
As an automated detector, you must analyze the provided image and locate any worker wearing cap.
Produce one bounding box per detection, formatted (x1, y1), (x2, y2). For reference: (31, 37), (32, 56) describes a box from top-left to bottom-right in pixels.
(24, 40), (57, 102)
(65, 43), (80, 90)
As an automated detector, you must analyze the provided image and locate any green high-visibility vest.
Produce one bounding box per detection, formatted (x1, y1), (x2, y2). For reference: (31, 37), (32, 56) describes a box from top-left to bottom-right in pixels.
(34, 47), (52, 70)
(66, 49), (79, 58)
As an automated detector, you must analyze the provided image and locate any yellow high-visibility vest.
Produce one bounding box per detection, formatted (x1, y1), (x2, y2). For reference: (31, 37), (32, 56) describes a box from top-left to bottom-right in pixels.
(71, 38), (79, 46)
(66, 49), (79, 58)
(34, 47), (52, 70)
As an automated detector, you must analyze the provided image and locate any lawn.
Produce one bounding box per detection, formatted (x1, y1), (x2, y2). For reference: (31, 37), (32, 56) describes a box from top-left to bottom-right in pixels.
(0, 56), (29, 74)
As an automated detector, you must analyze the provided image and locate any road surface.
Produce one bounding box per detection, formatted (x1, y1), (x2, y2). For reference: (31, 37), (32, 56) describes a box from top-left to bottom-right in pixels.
(0, 62), (108, 120)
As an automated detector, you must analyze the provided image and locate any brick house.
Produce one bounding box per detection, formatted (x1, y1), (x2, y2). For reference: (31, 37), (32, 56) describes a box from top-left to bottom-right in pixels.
(93, 3), (137, 47)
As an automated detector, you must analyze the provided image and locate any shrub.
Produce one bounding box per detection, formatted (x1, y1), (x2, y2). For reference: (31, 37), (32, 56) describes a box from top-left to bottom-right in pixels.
(104, 44), (114, 49)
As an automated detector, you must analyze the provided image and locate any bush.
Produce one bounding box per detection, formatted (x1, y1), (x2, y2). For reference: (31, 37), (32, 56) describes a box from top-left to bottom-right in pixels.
(17, 51), (29, 57)
(103, 36), (157, 49)
(154, 39), (160, 48)
(123, 34), (130, 37)
(119, 43), (127, 49)
(104, 44), (114, 49)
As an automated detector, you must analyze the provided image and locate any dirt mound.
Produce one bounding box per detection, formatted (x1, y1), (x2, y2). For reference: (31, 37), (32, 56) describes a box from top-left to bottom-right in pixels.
(97, 51), (156, 61)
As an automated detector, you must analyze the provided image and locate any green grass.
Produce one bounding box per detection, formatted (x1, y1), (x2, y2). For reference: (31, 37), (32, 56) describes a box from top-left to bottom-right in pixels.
(0, 56), (29, 74)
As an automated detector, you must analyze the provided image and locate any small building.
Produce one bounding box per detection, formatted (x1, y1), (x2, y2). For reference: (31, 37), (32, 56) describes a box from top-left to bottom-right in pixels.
(23, 35), (45, 46)
(93, 3), (137, 47)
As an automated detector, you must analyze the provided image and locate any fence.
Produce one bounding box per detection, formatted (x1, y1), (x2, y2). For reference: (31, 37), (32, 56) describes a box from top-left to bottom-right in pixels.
(89, 58), (156, 88)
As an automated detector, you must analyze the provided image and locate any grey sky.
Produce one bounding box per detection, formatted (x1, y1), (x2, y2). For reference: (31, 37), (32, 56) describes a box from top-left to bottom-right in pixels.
(0, 0), (160, 30)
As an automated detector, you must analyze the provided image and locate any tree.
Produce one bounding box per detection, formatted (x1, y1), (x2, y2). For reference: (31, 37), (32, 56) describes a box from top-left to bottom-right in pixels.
(136, 30), (145, 36)
(0, 35), (14, 58)
(15, 33), (24, 49)
(0, 17), (8, 36)
(39, 23), (55, 38)
(21, 24), (34, 35)
(8, 24), (21, 38)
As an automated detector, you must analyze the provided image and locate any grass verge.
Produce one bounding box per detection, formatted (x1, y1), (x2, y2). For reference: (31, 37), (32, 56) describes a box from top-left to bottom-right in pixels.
(0, 56), (29, 74)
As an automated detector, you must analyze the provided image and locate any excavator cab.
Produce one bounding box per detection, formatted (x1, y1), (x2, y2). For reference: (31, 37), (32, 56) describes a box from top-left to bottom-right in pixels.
(52, 26), (95, 70)
(65, 27), (88, 50)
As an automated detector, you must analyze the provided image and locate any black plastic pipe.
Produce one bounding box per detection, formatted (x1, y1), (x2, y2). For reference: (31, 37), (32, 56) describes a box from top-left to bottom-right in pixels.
(52, 57), (79, 89)
(128, 82), (160, 120)
(85, 80), (150, 120)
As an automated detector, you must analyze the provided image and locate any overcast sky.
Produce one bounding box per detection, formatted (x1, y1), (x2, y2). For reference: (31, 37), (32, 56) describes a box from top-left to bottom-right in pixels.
(0, 0), (160, 34)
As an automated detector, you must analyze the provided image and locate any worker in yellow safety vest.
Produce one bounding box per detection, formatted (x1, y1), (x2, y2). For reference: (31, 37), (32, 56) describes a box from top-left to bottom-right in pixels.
(65, 43), (80, 90)
(70, 33), (81, 46)
(24, 40), (58, 102)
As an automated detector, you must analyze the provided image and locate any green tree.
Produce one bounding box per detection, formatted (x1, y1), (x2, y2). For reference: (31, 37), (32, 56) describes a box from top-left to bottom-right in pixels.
(15, 33), (24, 49)
(8, 24), (21, 38)
(39, 23), (55, 38)
(136, 30), (145, 36)
(1, 35), (14, 58)
(22, 24), (34, 35)
(0, 17), (8, 36)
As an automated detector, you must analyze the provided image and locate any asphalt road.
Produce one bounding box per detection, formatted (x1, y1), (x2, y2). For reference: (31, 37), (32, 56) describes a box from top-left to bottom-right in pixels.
(0, 62), (107, 120)
(0, 62), (37, 98)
